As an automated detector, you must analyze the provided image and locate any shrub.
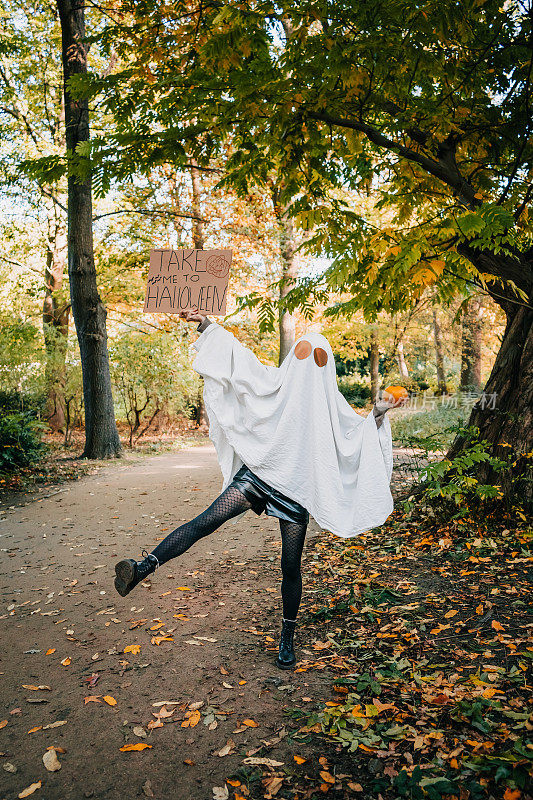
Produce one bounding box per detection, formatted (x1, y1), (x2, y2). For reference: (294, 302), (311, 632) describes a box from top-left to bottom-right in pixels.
(0, 412), (47, 474)
(337, 376), (371, 406)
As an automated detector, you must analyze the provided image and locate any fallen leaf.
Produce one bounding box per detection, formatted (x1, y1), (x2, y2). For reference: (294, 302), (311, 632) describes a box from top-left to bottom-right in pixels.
(103, 696), (117, 706)
(227, 780), (241, 787)
(3, 762), (17, 773)
(503, 790), (521, 800)
(60, 657), (71, 666)
(22, 685), (51, 691)
(43, 749), (61, 771)
(0, 720), (8, 730)
(45, 649), (55, 655)
(84, 696), (102, 704)
(242, 757), (284, 766)
(294, 755), (306, 764)
(212, 787), (229, 800)
(119, 743), (152, 751)
(142, 780), (154, 797)
(133, 726), (146, 738)
(28, 727), (43, 734)
(18, 782), (42, 798)
(347, 783), (363, 792)
(176, 587), (191, 591)
(320, 770), (335, 784)
(263, 775), (284, 797)
(242, 718), (258, 727)
(43, 721), (67, 730)
(220, 666), (229, 675)
(124, 645), (141, 655)
(217, 739), (236, 757)
(491, 620), (504, 631)
(183, 758), (195, 765)
(444, 609), (459, 618)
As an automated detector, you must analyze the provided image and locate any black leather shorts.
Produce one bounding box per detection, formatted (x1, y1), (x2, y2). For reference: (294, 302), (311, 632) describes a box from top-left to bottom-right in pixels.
(229, 465), (309, 525)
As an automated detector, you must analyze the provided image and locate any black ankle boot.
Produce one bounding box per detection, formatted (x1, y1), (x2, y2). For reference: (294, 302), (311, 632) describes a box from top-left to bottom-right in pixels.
(114, 550), (159, 597)
(276, 618), (297, 669)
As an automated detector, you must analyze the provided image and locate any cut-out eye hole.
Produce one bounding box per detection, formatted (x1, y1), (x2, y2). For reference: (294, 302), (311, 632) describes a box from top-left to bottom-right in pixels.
(313, 347), (328, 367)
(294, 340), (312, 359)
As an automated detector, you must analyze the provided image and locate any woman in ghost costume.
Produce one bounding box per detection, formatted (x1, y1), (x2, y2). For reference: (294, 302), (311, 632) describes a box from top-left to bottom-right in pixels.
(114, 309), (403, 669)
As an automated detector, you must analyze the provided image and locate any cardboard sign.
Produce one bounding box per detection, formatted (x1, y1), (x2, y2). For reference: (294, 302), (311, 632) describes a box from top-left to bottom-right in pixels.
(143, 249), (232, 315)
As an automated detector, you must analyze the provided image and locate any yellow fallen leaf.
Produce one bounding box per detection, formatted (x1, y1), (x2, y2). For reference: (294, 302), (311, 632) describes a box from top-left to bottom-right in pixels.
(18, 782), (42, 798)
(151, 636), (174, 646)
(491, 620), (504, 631)
(46, 649), (56, 655)
(320, 770), (335, 784)
(483, 687), (497, 699)
(119, 743), (152, 751)
(124, 645), (141, 655)
(149, 622), (164, 631)
(294, 755), (307, 764)
(227, 780), (241, 787)
(60, 657), (71, 666)
(28, 727), (43, 734)
(0, 719), (8, 729)
(474, 192), (483, 200)
(476, 604), (484, 615)
(238, 680), (247, 685)
(176, 586), (190, 591)
(84, 696), (102, 704)
(22, 685), (51, 691)
(444, 609), (459, 618)
(188, 709), (201, 727)
(103, 695), (117, 706)
(242, 718), (258, 727)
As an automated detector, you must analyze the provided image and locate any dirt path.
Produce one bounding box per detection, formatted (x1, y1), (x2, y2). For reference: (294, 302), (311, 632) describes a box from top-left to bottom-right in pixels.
(0, 444), (327, 800)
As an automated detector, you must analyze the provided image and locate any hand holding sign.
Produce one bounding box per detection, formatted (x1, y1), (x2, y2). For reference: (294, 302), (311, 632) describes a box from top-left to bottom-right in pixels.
(178, 306), (206, 324)
(144, 249), (232, 316)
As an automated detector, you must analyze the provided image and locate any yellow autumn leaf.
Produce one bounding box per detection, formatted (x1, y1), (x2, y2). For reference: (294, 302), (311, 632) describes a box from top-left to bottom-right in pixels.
(227, 779), (241, 787)
(0, 719), (8, 729)
(176, 586), (191, 591)
(119, 743), (152, 751)
(124, 645), (141, 655)
(18, 782), (42, 798)
(22, 685), (51, 691)
(84, 695), (101, 704)
(60, 657), (71, 666)
(476, 604), (484, 615)
(103, 695), (117, 706)
(242, 718), (258, 727)
(149, 622), (164, 630)
(188, 709), (201, 727)
(294, 755), (307, 764)
(320, 770), (335, 784)
(28, 727), (43, 734)
(491, 620), (504, 631)
(45, 648), (56, 655)
(444, 609), (459, 618)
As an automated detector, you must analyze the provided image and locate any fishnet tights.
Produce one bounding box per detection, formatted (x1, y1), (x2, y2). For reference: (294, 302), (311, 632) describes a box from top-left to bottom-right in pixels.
(150, 485), (252, 566)
(279, 519), (307, 620)
(148, 487), (308, 621)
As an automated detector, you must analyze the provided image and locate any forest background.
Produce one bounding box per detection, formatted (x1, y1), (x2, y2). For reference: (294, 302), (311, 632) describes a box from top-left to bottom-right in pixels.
(0, 0), (531, 516)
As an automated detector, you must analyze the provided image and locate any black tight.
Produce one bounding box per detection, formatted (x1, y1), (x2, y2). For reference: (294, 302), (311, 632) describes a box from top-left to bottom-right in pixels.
(148, 487), (308, 620)
(279, 519), (307, 620)
(151, 485), (252, 565)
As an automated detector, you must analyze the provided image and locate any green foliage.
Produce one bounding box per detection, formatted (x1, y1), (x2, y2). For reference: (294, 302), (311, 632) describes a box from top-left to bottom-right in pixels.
(109, 330), (200, 445)
(336, 376), (371, 406)
(0, 412), (46, 474)
(416, 426), (511, 510)
(390, 404), (469, 447)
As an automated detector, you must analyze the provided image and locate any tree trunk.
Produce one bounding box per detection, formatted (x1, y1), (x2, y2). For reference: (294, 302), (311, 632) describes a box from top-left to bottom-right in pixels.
(57, 0), (121, 458)
(448, 302), (533, 507)
(370, 327), (380, 403)
(278, 209), (298, 365)
(190, 160), (209, 431)
(432, 306), (447, 394)
(43, 220), (69, 431)
(396, 339), (409, 380)
(460, 298), (483, 391)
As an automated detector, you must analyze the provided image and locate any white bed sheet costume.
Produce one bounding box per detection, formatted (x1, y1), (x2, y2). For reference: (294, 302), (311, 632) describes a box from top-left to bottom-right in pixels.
(192, 323), (394, 538)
